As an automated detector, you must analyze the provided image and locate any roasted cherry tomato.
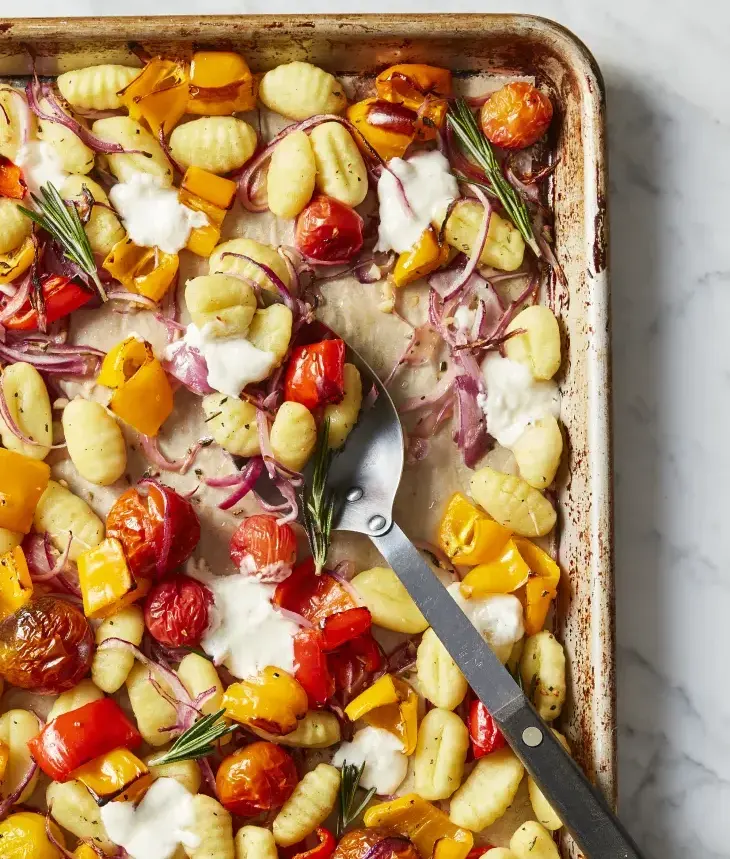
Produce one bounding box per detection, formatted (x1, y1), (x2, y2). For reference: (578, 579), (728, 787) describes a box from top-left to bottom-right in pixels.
(466, 848), (494, 859)
(0, 155), (26, 200)
(144, 575), (213, 648)
(327, 632), (383, 697)
(479, 82), (553, 150)
(320, 607), (372, 652)
(283, 339), (346, 411)
(106, 482), (200, 580)
(333, 829), (420, 859)
(0, 595), (94, 694)
(292, 828), (337, 859)
(3, 274), (93, 332)
(216, 741), (298, 817)
(293, 629), (335, 707)
(274, 557), (355, 624)
(295, 195), (364, 264)
(468, 700), (506, 758)
(229, 514), (297, 571)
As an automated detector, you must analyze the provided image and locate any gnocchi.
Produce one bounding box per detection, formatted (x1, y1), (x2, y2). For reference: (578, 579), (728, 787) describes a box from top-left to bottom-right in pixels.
(413, 708), (469, 800)
(209, 238), (292, 295)
(511, 415), (563, 490)
(91, 605), (144, 693)
(0, 88), (35, 160)
(145, 755), (202, 796)
(416, 627), (468, 710)
(62, 398), (127, 486)
(0, 527), (22, 554)
(510, 821), (560, 859)
(309, 122), (368, 207)
(505, 305), (561, 380)
(251, 710), (341, 748)
(47, 679), (104, 721)
(247, 304), (294, 366)
(235, 825), (278, 859)
(449, 747), (525, 831)
(0, 362), (53, 460)
(62, 174), (125, 257)
(0, 198), (32, 255)
(37, 101), (94, 174)
(528, 730), (570, 829)
(267, 130), (317, 218)
(185, 274), (258, 338)
(259, 62), (347, 120)
(91, 116), (173, 186)
(47, 779), (114, 852)
(0, 709), (41, 805)
(177, 653), (225, 718)
(185, 794), (235, 859)
(325, 363), (363, 450)
(33, 480), (104, 562)
(351, 566), (428, 634)
(470, 466), (557, 537)
(270, 401), (317, 473)
(272, 763), (340, 846)
(170, 117), (257, 175)
(437, 200), (525, 272)
(519, 631), (566, 721)
(126, 661), (177, 747)
(57, 64), (140, 110)
(202, 394), (260, 458)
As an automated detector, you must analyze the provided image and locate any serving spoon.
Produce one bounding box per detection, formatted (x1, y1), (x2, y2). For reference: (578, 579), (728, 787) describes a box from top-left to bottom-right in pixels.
(259, 329), (643, 859)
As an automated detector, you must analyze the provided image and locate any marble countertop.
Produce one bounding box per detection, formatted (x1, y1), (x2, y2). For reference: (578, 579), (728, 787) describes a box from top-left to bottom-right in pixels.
(16, 1), (730, 856)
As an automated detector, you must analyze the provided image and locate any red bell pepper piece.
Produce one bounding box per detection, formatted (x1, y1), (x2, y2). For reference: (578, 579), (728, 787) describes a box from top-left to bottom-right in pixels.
(273, 557), (355, 625)
(291, 828), (337, 859)
(4, 275), (93, 331)
(283, 339), (346, 411)
(327, 631), (383, 694)
(0, 155), (26, 200)
(27, 697), (142, 782)
(468, 700), (506, 759)
(320, 606), (372, 652)
(293, 628), (335, 707)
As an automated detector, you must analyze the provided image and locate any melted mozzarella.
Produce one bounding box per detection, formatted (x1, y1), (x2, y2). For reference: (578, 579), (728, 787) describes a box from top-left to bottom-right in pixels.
(448, 583), (524, 662)
(332, 727), (408, 795)
(479, 353), (560, 448)
(100, 778), (198, 859)
(199, 574), (297, 679)
(376, 151), (458, 254)
(15, 141), (68, 199)
(109, 172), (207, 254)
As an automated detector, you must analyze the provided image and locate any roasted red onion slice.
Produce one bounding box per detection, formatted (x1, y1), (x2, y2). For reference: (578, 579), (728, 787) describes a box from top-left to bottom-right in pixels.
(0, 271), (31, 323)
(453, 373), (492, 468)
(216, 456), (264, 511)
(139, 434), (212, 475)
(163, 341), (214, 395)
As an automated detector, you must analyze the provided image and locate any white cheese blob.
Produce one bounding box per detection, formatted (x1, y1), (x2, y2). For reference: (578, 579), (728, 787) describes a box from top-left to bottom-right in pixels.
(100, 778), (199, 859)
(15, 141), (68, 200)
(109, 172), (207, 254)
(200, 574), (297, 679)
(448, 583), (524, 662)
(169, 323), (276, 398)
(376, 150), (458, 254)
(332, 727), (408, 795)
(479, 353), (560, 448)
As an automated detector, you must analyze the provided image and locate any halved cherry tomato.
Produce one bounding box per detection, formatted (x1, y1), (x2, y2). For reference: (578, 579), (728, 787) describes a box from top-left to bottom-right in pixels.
(3, 275), (93, 332)
(327, 632), (383, 695)
(0, 155), (26, 200)
(283, 339), (346, 411)
(144, 575), (213, 648)
(468, 700), (506, 758)
(293, 628), (335, 706)
(479, 82), (553, 150)
(320, 607), (372, 652)
(216, 741), (298, 817)
(273, 557), (355, 624)
(295, 195), (364, 264)
(229, 514), (297, 571)
(293, 828), (337, 859)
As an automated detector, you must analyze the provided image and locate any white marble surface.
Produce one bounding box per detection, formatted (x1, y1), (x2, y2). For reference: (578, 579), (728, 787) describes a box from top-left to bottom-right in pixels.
(14, 0), (730, 855)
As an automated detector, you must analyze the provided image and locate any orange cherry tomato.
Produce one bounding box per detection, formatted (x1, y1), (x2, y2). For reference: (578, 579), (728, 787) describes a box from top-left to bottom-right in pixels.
(295, 195), (364, 264)
(216, 741), (298, 817)
(229, 514), (297, 571)
(479, 82), (553, 150)
(0, 155), (26, 200)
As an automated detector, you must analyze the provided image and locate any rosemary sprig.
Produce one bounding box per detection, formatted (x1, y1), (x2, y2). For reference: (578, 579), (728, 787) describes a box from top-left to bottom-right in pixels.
(337, 761), (377, 837)
(447, 99), (540, 257)
(18, 182), (108, 301)
(147, 709), (237, 767)
(302, 417), (336, 575)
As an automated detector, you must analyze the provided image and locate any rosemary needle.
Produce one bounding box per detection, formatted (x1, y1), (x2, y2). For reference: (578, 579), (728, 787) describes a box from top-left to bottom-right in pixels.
(147, 709), (237, 767)
(337, 760), (377, 837)
(302, 417), (336, 575)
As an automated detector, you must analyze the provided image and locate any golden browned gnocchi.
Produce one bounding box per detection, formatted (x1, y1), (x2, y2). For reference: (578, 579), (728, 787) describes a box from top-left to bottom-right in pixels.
(185, 795), (235, 859)
(91, 116), (173, 186)
(259, 62), (347, 120)
(267, 130), (317, 218)
(272, 763), (340, 846)
(309, 122), (368, 207)
(61, 174), (125, 256)
(47, 778), (115, 852)
(186, 274), (258, 339)
(470, 466), (557, 537)
(126, 661), (177, 747)
(519, 631), (567, 721)
(62, 398), (127, 486)
(58, 64), (140, 110)
(209, 238), (292, 294)
(527, 730), (570, 829)
(510, 821), (560, 859)
(91, 605), (144, 693)
(251, 710), (341, 748)
(202, 394), (261, 458)
(47, 679), (104, 720)
(36, 100), (94, 174)
(235, 825), (278, 859)
(511, 415), (563, 490)
(0, 199), (32, 255)
(505, 305), (561, 380)
(351, 566), (428, 634)
(269, 402), (317, 473)
(416, 627), (468, 710)
(324, 363), (362, 450)
(177, 653), (225, 717)
(0, 362), (53, 460)
(247, 304), (294, 366)
(0, 88), (35, 160)
(145, 754), (202, 796)
(170, 117), (257, 175)
(449, 747), (525, 830)
(413, 707), (469, 800)
(0, 709), (41, 805)
(33, 480), (104, 562)
(437, 200), (525, 272)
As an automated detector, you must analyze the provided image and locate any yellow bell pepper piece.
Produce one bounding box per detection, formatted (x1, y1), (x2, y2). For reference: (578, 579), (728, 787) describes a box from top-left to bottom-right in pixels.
(0, 237), (34, 285)
(364, 794), (473, 859)
(97, 336), (152, 389)
(392, 227), (450, 288)
(0, 450), (50, 534)
(73, 747), (153, 806)
(223, 667), (308, 736)
(0, 546), (33, 620)
(119, 58), (189, 136)
(0, 811), (66, 859)
(347, 97), (415, 162)
(376, 64), (452, 131)
(103, 236), (179, 303)
(0, 738), (9, 782)
(460, 539), (531, 599)
(181, 166), (238, 210)
(74, 845), (102, 859)
(187, 51), (257, 115)
(345, 674), (418, 754)
(344, 673), (400, 721)
(179, 168), (237, 258)
(438, 492), (511, 566)
(109, 356), (174, 437)
(77, 538), (150, 620)
(514, 537), (560, 635)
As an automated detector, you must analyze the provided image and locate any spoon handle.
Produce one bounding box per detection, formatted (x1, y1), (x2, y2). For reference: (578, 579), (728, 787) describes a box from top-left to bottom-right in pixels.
(370, 521), (644, 859)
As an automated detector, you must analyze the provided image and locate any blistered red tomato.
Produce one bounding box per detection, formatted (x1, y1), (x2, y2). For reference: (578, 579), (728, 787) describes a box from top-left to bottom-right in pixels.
(144, 575), (213, 647)
(230, 515), (297, 571)
(479, 82), (553, 150)
(0, 596), (94, 694)
(295, 195), (364, 264)
(106, 482), (200, 579)
(273, 557), (355, 625)
(283, 339), (346, 411)
(216, 741), (298, 816)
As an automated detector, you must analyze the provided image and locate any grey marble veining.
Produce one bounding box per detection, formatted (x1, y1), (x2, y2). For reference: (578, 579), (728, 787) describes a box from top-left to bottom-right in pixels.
(18, 0), (730, 854)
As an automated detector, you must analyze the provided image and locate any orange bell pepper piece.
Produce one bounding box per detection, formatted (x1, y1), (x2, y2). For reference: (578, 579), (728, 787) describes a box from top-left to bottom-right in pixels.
(460, 539), (531, 599)
(103, 236), (179, 303)
(0, 450), (50, 533)
(187, 51), (257, 115)
(514, 537), (561, 635)
(438, 492), (512, 566)
(347, 97), (416, 161)
(180, 167), (237, 258)
(223, 667), (309, 736)
(392, 227), (450, 288)
(0, 236), (33, 285)
(119, 58), (189, 136)
(0, 546), (33, 620)
(376, 63), (452, 137)
(73, 747), (153, 806)
(77, 538), (150, 620)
